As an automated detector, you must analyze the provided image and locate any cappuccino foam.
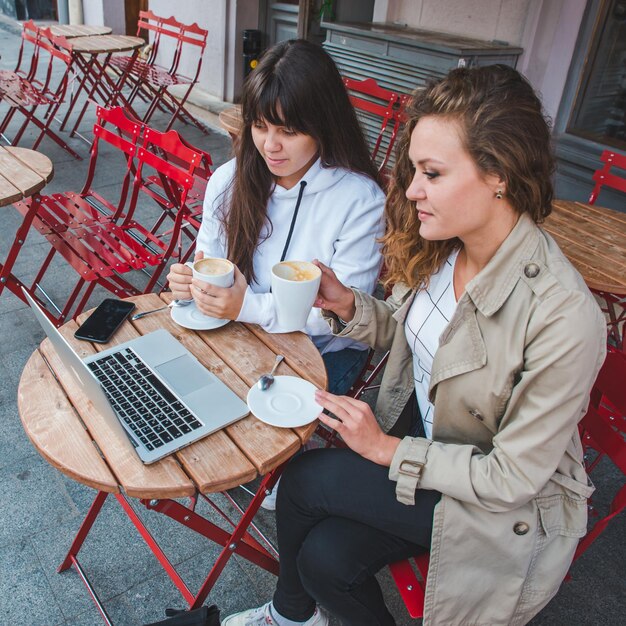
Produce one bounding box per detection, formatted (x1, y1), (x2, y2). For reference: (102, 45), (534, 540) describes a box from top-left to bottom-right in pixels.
(194, 258), (232, 276)
(281, 261), (319, 282)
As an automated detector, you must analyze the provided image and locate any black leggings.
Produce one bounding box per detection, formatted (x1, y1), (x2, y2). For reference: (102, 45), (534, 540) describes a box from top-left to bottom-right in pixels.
(272, 448), (440, 625)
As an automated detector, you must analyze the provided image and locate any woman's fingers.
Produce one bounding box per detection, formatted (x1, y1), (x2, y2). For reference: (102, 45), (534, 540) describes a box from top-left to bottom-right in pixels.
(314, 390), (369, 426)
(318, 411), (343, 431)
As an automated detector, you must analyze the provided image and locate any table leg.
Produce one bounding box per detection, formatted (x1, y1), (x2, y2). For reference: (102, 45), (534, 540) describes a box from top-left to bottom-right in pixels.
(58, 490), (109, 572)
(1, 194), (49, 304)
(59, 53), (98, 132)
(53, 467), (286, 622)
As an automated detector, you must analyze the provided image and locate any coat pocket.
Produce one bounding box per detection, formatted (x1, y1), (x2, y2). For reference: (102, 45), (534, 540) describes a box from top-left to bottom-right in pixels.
(536, 493), (588, 538)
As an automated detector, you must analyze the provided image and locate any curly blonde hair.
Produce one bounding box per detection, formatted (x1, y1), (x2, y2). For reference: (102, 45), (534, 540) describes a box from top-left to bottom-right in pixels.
(381, 64), (555, 290)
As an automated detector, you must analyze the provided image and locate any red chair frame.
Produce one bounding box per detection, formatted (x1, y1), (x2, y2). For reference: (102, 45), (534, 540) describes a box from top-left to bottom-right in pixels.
(0, 24), (80, 158)
(7, 106), (206, 325)
(342, 76), (409, 184)
(109, 10), (209, 133)
(573, 350), (626, 562)
(587, 150), (626, 350)
(589, 150), (626, 205)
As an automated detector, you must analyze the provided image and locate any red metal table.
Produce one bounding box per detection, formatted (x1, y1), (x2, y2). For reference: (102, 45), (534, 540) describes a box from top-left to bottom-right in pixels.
(0, 146), (54, 302)
(59, 34), (145, 137)
(17, 292), (327, 624)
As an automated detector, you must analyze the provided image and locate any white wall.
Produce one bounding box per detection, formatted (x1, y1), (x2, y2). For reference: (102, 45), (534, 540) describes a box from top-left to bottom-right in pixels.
(372, 0), (586, 123)
(82, 0), (128, 34)
(148, 0), (259, 101)
(374, 0), (532, 45)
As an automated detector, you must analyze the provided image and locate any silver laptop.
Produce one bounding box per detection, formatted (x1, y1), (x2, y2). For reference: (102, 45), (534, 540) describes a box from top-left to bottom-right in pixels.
(23, 289), (249, 464)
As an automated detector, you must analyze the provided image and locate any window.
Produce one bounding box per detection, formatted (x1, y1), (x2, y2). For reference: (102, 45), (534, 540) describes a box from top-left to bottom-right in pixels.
(567, 0), (626, 149)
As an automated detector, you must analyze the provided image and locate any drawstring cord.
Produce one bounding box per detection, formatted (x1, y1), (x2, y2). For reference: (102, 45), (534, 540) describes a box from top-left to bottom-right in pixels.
(279, 180), (307, 262)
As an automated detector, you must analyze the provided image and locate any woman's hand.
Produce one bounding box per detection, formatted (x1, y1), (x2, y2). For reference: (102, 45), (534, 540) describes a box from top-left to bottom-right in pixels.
(167, 251), (205, 300)
(315, 389), (401, 466)
(312, 260), (356, 323)
(192, 265), (248, 320)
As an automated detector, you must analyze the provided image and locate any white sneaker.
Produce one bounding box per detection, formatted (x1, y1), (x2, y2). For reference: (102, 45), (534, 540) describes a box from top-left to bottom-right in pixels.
(221, 601), (328, 626)
(260, 477), (280, 511)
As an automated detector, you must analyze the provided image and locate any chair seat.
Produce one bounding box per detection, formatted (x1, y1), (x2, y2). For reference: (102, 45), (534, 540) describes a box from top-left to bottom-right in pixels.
(0, 72), (60, 107)
(14, 193), (168, 283)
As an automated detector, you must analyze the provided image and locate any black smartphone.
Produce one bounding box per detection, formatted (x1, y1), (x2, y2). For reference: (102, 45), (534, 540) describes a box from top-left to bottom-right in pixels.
(74, 299), (136, 343)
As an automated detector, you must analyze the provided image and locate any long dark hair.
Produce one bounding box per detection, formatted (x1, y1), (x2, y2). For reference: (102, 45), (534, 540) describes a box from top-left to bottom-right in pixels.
(382, 64), (555, 289)
(218, 39), (378, 283)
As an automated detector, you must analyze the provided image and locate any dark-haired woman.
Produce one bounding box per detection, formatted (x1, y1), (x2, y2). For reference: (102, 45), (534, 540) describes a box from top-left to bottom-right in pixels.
(167, 39), (385, 396)
(222, 65), (606, 626)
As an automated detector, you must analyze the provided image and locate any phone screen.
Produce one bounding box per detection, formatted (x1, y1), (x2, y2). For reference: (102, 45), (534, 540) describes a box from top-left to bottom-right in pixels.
(74, 299), (136, 343)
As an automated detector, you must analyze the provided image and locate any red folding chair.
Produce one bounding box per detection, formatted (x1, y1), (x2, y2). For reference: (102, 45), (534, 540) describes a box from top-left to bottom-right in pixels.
(342, 76), (409, 186)
(8, 106), (206, 326)
(573, 350), (626, 562)
(9, 19), (39, 80)
(587, 150), (626, 351)
(0, 24), (80, 159)
(109, 10), (209, 133)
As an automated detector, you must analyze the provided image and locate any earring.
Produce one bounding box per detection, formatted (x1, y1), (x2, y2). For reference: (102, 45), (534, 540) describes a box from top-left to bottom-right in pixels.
(495, 189), (503, 200)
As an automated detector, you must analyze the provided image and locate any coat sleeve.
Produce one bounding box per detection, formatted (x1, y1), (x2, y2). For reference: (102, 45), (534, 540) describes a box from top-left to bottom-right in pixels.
(324, 283), (410, 351)
(389, 288), (606, 512)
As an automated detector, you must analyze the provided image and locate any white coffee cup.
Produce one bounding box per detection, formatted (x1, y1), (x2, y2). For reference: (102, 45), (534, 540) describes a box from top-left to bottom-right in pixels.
(271, 260), (322, 332)
(187, 257), (234, 289)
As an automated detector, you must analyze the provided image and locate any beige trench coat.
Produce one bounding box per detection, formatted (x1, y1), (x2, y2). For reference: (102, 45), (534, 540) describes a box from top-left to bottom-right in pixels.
(326, 214), (606, 625)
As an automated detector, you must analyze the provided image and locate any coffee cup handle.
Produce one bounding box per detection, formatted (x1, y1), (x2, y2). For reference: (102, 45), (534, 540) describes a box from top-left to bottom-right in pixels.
(185, 261), (194, 270)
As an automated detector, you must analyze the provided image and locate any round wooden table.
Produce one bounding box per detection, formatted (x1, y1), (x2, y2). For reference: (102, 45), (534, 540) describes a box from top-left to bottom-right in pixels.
(0, 146), (53, 207)
(17, 292), (327, 617)
(544, 199), (626, 347)
(218, 104), (242, 139)
(544, 199), (626, 296)
(0, 145), (54, 332)
(48, 24), (113, 38)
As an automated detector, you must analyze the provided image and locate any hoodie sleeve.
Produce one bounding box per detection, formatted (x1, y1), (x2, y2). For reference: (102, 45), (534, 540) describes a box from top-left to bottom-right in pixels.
(195, 161), (234, 259)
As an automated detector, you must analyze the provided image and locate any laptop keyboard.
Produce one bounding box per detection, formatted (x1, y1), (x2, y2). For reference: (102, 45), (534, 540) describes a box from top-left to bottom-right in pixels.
(87, 348), (203, 451)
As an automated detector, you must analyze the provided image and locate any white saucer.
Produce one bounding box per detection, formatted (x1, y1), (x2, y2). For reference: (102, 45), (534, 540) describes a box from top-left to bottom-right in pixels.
(170, 301), (230, 331)
(247, 376), (322, 428)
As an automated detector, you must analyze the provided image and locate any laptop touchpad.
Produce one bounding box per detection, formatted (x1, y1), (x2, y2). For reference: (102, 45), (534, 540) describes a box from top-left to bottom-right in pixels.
(154, 355), (215, 396)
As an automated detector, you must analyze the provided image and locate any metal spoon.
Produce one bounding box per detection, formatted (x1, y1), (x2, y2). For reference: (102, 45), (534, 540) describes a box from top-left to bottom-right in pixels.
(131, 299), (192, 321)
(257, 354), (285, 391)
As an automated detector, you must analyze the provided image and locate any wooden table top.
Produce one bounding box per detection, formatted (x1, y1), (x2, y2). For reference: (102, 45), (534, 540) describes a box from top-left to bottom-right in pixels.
(70, 34), (145, 54)
(219, 105), (242, 137)
(543, 199), (626, 295)
(0, 146), (54, 207)
(48, 24), (113, 38)
(18, 293), (327, 499)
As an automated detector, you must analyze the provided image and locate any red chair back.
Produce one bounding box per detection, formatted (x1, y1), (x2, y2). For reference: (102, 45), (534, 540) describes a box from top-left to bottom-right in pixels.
(342, 76), (409, 180)
(589, 150), (626, 204)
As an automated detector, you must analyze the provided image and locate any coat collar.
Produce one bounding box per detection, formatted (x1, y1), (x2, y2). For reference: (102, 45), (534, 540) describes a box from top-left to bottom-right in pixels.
(392, 214), (540, 324)
(464, 213), (540, 317)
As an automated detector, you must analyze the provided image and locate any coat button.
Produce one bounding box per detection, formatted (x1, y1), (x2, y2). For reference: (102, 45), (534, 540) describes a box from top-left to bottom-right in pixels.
(513, 522), (530, 535)
(524, 263), (540, 278)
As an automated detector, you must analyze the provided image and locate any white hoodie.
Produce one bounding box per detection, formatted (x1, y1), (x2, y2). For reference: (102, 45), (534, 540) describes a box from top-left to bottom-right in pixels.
(196, 157), (385, 354)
